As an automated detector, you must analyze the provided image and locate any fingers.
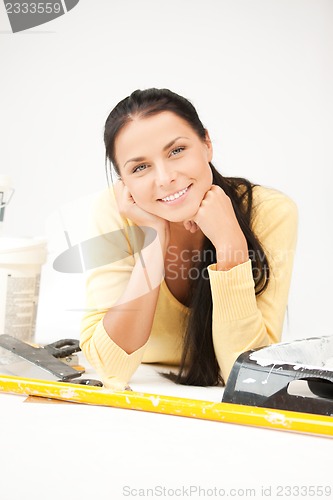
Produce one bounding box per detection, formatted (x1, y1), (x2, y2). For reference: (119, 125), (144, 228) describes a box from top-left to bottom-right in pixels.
(183, 220), (199, 233)
(183, 220), (192, 231)
(114, 180), (133, 201)
(113, 181), (135, 217)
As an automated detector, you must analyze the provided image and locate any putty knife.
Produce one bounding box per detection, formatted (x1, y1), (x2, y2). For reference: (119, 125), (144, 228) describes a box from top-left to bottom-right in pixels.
(0, 334), (84, 381)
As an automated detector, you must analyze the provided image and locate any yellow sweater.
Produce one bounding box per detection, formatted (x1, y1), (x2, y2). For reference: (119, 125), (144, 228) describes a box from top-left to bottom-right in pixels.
(80, 184), (298, 390)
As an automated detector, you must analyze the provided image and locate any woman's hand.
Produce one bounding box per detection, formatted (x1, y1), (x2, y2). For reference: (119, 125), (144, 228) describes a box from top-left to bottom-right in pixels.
(113, 180), (170, 247)
(184, 185), (248, 270)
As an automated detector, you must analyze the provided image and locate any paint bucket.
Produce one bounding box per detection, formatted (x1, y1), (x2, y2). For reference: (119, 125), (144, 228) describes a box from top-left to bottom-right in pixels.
(0, 237), (47, 362)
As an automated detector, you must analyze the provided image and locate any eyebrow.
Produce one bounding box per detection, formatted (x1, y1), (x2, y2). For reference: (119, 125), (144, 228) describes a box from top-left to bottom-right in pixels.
(123, 136), (189, 169)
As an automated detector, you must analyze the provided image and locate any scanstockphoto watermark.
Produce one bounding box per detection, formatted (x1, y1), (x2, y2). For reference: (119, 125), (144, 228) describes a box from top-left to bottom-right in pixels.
(3, 0), (80, 33)
(122, 485), (257, 497)
(122, 484), (333, 498)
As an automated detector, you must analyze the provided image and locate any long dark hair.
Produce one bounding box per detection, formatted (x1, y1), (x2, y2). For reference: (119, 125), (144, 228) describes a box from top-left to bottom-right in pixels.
(104, 88), (270, 386)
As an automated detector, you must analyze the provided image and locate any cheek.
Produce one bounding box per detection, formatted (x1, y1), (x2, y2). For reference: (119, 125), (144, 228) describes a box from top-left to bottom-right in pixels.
(199, 164), (213, 189)
(207, 167), (213, 185)
(125, 181), (151, 206)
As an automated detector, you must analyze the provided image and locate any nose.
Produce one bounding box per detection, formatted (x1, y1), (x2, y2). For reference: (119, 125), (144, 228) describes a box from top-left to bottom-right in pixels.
(155, 161), (176, 188)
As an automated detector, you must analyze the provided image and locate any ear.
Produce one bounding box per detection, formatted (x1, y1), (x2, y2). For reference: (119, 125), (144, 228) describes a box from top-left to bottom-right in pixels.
(204, 129), (213, 162)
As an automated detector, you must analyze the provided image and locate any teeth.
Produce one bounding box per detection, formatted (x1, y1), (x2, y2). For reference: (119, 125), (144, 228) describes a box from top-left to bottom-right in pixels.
(161, 187), (188, 202)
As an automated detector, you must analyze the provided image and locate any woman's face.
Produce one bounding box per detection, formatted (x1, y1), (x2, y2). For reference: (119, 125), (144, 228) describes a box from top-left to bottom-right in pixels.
(115, 111), (213, 223)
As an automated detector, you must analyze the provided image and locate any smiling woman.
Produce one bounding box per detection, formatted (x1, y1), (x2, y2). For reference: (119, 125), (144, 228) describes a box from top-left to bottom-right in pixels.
(80, 88), (298, 390)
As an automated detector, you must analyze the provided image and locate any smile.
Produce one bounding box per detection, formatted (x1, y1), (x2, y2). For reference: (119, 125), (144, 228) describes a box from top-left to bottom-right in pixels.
(159, 185), (191, 203)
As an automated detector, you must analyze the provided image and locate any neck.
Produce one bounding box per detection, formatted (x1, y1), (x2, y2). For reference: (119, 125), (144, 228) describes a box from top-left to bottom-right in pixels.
(169, 221), (205, 249)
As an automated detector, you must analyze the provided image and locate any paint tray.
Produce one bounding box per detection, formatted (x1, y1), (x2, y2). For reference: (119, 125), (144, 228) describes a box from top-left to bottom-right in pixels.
(222, 335), (333, 416)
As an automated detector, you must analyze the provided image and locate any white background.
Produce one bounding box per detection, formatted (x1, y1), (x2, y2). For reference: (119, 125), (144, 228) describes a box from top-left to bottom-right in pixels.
(1, 0), (332, 344)
(1, 3), (333, 500)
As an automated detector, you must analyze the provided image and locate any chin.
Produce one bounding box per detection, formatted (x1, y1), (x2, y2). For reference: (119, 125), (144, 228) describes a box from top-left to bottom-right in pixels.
(163, 207), (200, 224)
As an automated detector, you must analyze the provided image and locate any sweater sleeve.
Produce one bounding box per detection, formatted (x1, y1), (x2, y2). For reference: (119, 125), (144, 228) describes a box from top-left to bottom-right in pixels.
(208, 188), (298, 383)
(79, 188), (149, 390)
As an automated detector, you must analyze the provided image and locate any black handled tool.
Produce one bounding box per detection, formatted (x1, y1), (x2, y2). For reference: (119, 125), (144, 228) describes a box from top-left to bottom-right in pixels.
(222, 335), (333, 416)
(0, 335), (102, 386)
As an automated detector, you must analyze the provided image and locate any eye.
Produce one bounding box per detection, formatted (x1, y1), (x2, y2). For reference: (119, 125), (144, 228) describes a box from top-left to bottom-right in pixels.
(132, 164), (148, 174)
(170, 146), (185, 157)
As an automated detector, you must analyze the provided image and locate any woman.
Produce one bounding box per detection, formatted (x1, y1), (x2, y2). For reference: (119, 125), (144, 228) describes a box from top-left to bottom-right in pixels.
(80, 88), (298, 390)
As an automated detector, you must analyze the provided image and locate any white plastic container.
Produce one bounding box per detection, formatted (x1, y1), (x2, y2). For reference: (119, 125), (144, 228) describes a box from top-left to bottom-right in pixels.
(0, 237), (47, 348)
(0, 174), (14, 236)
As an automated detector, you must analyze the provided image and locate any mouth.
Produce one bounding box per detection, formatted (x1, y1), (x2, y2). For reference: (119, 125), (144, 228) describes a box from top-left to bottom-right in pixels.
(158, 184), (192, 204)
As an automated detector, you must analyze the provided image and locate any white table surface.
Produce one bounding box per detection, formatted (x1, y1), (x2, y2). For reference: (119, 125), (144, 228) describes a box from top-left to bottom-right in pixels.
(0, 355), (332, 500)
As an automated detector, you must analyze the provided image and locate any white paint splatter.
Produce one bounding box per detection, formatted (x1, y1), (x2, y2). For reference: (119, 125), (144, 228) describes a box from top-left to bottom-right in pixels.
(149, 396), (160, 407)
(242, 378), (256, 384)
(265, 411), (289, 427)
(324, 357), (333, 368)
(59, 388), (78, 399)
(249, 335), (333, 372)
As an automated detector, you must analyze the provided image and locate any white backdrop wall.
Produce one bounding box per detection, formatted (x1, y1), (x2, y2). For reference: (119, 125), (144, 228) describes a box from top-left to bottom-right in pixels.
(1, 0), (332, 345)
